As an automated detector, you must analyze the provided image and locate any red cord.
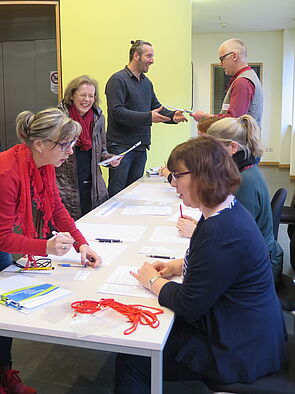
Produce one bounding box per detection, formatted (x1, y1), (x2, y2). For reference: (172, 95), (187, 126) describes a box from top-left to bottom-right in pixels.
(71, 298), (163, 335)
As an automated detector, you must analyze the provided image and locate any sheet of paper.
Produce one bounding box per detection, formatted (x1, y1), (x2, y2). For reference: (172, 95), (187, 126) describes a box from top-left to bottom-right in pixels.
(94, 201), (123, 217)
(121, 205), (172, 216)
(98, 283), (155, 299)
(121, 183), (177, 203)
(74, 270), (91, 281)
(49, 240), (128, 266)
(97, 265), (182, 298)
(168, 206), (202, 222)
(76, 223), (147, 242)
(97, 141), (141, 166)
(149, 226), (191, 244)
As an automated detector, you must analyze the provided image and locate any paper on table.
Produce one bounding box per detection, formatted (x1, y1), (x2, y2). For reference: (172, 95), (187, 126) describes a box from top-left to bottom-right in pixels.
(149, 226), (191, 244)
(168, 206), (202, 222)
(0, 275), (71, 314)
(97, 141), (141, 166)
(98, 283), (155, 299)
(120, 183), (177, 203)
(97, 266), (182, 299)
(49, 240), (128, 265)
(76, 223), (147, 242)
(121, 205), (172, 216)
(94, 201), (123, 217)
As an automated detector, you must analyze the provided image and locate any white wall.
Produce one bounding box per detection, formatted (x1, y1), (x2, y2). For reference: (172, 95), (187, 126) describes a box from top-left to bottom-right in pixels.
(192, 31), (284, 163)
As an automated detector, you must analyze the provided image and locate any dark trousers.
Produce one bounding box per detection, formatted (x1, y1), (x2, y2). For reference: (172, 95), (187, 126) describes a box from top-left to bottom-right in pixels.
(107, 143), (147, 197)
(114, 319), (201, 394)
(0, 251), (13, 368)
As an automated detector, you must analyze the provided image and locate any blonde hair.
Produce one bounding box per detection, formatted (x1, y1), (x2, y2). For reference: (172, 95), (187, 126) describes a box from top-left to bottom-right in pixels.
(63, 75), (99, 107)
(16, 108), (81, 146)
(207, 115), (264, 158)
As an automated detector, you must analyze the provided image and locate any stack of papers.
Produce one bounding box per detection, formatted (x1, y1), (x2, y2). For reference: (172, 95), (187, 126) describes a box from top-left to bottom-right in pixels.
(0, 275), (71, 314)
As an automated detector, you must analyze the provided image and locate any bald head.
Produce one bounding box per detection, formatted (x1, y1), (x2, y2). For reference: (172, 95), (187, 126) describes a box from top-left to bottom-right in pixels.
(218, 38), (248, 75)
(219, 38), (248, 62)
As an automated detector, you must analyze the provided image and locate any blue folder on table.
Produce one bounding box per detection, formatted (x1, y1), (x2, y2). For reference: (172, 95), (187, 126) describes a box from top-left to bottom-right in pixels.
(0, 275), (71, 314)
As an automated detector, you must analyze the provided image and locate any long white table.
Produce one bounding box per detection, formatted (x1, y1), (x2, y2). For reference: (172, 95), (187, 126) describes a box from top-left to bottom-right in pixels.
(0, 176), (190, 393)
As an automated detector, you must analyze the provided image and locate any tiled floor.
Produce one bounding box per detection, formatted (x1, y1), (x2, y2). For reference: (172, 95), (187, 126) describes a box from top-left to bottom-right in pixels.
(9, 166), (295, 393)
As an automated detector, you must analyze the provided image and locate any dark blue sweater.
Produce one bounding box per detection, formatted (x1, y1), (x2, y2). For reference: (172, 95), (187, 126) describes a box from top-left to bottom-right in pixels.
(159, 201), (287, 383)
(105, 66), (174, 148)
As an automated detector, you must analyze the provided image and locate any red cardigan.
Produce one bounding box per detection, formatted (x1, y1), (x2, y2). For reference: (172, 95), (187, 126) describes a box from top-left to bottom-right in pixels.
(0, 147), (87, 256)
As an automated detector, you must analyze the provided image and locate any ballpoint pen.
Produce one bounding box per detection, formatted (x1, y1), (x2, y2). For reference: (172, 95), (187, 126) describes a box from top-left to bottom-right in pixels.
(57, 263), (85, 268)
(95, 238), (122, 243)
(180, 204), (183, 218)
(146, 255), (176, 260)
(52, 231), (77, 244)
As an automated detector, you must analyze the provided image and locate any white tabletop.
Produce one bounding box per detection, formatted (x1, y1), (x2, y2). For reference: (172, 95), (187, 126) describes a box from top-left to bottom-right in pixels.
(0, 176), (192, 393)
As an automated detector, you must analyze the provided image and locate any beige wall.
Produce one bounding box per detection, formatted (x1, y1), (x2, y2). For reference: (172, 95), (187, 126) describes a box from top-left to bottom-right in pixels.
(60, 0), (192, 170)
(192, 31), (287, 164)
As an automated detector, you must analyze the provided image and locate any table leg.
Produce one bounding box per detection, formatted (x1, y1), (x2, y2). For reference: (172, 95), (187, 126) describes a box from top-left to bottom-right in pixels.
(151, 349), (163, 394)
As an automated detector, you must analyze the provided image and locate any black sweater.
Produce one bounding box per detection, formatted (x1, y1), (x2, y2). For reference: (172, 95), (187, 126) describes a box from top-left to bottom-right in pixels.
(105, 66), (174, 149)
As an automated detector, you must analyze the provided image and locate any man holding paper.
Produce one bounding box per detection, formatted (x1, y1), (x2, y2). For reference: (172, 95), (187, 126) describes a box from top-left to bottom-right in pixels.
(105, 39), (187, 197)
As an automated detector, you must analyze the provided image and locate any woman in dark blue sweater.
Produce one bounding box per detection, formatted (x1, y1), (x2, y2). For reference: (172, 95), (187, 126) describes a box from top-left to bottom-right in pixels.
(114, 135), (287, 394)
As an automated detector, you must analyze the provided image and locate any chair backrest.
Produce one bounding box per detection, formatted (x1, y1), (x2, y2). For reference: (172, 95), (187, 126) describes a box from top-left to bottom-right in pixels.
(271, 188), (287, 240)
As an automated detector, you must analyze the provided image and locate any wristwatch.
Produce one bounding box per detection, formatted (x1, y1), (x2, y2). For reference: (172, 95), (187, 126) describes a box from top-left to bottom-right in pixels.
(149, 275), (161, 290)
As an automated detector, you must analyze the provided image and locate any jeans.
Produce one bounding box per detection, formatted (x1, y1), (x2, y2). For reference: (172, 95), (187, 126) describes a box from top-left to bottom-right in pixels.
(107, 142), (147, 197)
(114, 319), (201, 394)
(0, 251), (12, 271)
(0, 252), (13, 367)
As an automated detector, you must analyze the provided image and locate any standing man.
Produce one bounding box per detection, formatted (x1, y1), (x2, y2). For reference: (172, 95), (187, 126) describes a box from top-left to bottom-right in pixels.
(105, 39), (187, 197)
(191, 38), (263, 126)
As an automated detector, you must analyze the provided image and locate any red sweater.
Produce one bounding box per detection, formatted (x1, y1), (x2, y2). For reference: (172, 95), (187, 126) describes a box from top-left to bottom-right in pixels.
(0, 148), (87, 256)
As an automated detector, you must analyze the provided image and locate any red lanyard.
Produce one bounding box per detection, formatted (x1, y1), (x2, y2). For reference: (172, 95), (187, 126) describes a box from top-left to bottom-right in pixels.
(71, 298), (164, 335)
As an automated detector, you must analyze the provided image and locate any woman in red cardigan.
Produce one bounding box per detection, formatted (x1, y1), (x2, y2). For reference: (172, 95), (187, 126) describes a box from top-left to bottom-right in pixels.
(0, 108), (102, 394)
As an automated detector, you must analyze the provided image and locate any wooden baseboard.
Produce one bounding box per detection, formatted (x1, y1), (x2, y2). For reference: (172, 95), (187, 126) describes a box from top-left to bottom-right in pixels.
(278, 164), (290, 169)
(259, 161), (279, 166)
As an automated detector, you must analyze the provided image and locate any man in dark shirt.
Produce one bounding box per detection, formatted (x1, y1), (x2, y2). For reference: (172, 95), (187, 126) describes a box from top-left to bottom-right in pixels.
(105, 39), (187, 197)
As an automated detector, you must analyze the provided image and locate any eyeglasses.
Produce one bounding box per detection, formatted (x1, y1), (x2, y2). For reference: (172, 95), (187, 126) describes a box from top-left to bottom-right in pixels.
(48, 139), (77, 152)
(76, 93), (95, 100)
(219, 51), (234, 63)
(171, 171), (191, 182)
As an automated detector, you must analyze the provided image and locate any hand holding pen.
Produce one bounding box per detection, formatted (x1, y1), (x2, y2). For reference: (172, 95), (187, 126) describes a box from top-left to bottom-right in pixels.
(46, 231), (75, 256)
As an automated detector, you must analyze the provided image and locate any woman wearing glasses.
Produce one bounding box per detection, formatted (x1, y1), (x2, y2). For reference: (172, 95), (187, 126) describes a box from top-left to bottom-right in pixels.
(56, 75), (122, 220)
(115, 135), (286, 393)
(0, 108), (101, 394)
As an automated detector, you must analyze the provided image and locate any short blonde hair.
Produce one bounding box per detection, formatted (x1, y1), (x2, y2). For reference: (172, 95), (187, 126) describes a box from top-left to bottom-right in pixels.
(207, 115), (264, 158)
(16, 108), (81, 145)
(63, 75), (100, 107)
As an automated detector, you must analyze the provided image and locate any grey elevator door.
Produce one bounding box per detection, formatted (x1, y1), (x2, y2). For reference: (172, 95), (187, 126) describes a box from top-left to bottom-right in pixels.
(0, 38), (57, 149)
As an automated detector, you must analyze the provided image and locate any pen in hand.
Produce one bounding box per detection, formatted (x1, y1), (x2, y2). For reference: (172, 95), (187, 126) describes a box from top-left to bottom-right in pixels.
(52, 231), (77, 245)
(95, 238), (122, 243)
(180, 204), (183, 218)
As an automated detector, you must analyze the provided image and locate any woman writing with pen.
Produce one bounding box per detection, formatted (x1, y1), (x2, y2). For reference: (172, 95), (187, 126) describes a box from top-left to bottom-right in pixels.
(0, 108), (102, 394)
(114, 135), (286, 393)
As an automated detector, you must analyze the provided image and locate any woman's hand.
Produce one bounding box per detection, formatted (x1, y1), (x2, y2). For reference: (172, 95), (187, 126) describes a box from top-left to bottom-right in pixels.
(131, 261), (162, 289)
(158, 166), (170, 178)
(176, 215), (197, 238)
(109, 155), (123, 168)
(46, 232), (75, 256)
(79, 244), (102, 267)
(153, 258), (184, 277)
